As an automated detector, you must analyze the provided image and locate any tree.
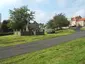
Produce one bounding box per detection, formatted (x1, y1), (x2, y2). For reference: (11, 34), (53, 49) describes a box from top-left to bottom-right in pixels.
(47, 20), (56, 29)
(1, 20), (12, 32)
(47, 13), (69, 30)
(53, 13), (69, 29)
(9, 6), (35, 31)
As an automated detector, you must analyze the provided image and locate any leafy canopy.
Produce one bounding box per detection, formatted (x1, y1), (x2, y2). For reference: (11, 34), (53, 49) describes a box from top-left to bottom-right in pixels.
(47, 13), (69, 29)
(9, 6), (35, 30)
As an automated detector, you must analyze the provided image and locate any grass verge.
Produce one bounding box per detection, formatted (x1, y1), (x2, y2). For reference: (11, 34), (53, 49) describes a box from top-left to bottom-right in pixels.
(81, 27), (85, 31)
(0, 29), (74, 47)
(0, 37), (85, 64)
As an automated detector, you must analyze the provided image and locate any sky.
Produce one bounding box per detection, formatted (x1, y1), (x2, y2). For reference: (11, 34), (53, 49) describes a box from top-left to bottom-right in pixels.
(0, 0), (85, 23)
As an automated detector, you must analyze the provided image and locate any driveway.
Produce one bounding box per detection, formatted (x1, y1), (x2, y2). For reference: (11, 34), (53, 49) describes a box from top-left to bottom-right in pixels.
(0, 31), (85, 59)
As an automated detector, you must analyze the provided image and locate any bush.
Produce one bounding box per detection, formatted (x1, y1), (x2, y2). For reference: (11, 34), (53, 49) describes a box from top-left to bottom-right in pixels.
(0, 32), (13, 36)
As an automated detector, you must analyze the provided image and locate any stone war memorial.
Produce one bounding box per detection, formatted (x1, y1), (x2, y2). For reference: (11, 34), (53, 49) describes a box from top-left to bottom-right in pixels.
(14, 21), (44, 36)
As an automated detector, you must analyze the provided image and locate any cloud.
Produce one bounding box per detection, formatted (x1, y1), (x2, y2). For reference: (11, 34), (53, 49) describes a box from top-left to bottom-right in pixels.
(62, 0), (85, 18)
(72, 0), (85, 7)
(29, 0), (46, 4)
(34, 9), (58, 24)
(35, 0), (44, 3)
(56, 0), (68, 8)
(0, 0), (17, 7)
(0, 0), (23, 9)
(1, 0), (85, 23)
(73, 9), (85, 17)
(34, 10), (46, 23)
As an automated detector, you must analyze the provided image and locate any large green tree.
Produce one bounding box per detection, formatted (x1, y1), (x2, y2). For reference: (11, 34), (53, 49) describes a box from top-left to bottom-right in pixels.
(9, 6), (34, 31)
(53, 13), (69, 29)
(47, 13), (69, 29)
(47, 19), (56, 29)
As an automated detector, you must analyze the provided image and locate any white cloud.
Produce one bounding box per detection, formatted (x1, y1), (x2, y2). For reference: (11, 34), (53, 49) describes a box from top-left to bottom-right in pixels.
(0, 0), (17, 7)
(34, 9), (57, 23)
(34, 10), (46, 23)
(29, 0), (45, 4)
(56, 0), (67, 7)
(35, 0), (44, 3)
(33, 0), (49, 4)
(73, 9), (85, 17)
(0, 0), (23, 9)
(72, 0), (85, 7)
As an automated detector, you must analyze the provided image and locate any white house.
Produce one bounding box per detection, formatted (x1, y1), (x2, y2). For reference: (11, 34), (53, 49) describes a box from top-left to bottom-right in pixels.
(70, 16), (85, 27)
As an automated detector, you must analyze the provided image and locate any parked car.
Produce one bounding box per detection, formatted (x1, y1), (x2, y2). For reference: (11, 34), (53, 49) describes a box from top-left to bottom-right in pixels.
(46, 29), (55, 34)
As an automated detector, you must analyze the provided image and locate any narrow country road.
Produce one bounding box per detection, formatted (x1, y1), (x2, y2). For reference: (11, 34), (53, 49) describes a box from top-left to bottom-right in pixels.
(0, 31), (85, 59)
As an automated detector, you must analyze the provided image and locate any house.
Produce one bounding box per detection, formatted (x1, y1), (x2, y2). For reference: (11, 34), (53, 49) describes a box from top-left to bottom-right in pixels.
(70, 16), (85, 27)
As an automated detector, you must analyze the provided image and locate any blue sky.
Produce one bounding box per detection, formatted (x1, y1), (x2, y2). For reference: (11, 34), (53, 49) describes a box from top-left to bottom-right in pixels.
(0, 0), (85, 23)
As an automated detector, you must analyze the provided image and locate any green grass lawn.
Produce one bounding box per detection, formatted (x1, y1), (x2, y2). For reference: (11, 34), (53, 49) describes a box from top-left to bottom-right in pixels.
(0, 29), (74, 47)
(0, 37), (85, 64)
(81, 27), (85, 31)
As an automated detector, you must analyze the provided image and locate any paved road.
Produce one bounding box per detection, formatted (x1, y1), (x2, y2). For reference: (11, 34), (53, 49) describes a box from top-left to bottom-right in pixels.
(0, 31), (85, 59)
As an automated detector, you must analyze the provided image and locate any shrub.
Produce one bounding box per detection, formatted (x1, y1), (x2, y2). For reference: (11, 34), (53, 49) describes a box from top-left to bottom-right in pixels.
(0, 32), (13, 36)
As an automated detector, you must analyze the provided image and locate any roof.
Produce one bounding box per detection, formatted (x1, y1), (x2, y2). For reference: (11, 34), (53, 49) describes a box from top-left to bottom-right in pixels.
(79, 18), (85, 21)
(71, 16), (85, 22)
